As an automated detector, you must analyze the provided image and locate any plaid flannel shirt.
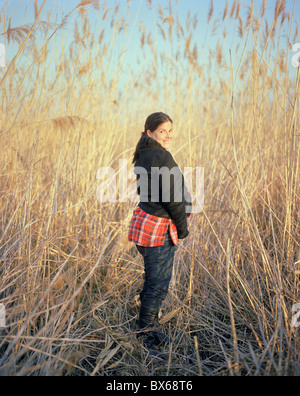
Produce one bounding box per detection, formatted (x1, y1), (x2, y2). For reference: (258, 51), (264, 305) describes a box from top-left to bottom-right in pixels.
(128, 206), (192, 247)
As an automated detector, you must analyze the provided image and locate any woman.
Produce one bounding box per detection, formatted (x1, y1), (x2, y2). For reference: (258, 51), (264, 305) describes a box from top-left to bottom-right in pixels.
(128, 112), (192, 357)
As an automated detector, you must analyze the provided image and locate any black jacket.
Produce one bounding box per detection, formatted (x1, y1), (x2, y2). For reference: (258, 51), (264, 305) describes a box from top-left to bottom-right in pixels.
(134, 135), (192, 239)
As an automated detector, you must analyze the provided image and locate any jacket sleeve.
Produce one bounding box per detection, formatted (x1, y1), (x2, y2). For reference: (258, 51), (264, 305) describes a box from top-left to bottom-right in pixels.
(156, 153), (191, 239)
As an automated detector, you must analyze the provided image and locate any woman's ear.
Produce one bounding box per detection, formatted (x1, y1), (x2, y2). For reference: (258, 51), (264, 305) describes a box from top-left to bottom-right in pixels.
(146, 130), (151, 137)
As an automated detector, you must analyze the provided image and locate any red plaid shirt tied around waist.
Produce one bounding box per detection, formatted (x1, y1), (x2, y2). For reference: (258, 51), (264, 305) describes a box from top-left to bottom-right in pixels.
(128, 206), (192, 247)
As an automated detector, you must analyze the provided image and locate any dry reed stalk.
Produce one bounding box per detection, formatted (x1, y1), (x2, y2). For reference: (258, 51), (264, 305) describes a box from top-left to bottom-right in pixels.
(208, 0), (214, 24)
(261, 0), (266, 18)
(226, 239), (239, 374)
(235, 0), (241, 19)
(0, 0), (299, 377)
(223, 0), (229, 21)
(194, 336), (203, 376)
(230, 0), (237, 19)
(0, 0), (47, 91)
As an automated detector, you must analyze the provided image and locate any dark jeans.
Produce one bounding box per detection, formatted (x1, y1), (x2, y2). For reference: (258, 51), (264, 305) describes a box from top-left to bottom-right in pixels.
(136, 230), (176, 315)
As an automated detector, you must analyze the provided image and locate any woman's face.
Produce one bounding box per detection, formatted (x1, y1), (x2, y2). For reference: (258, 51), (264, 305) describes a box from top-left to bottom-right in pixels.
(147, 121), (173, 151)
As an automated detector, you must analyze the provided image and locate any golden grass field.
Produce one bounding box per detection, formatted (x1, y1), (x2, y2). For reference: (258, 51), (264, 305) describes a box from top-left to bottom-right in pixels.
(0, 0), (299, 376)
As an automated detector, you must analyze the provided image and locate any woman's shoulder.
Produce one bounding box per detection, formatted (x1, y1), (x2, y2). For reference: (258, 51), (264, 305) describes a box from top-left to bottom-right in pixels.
(152, 148), (177, 168)
(135, 138), (177, 169)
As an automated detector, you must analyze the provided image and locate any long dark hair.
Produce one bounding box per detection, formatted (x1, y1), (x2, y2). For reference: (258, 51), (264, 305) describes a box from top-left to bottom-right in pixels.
(132, 112), (173, 165)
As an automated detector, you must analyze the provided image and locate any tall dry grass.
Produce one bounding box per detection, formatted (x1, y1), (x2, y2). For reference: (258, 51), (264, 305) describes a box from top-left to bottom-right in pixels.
(0, 0), (299, 376)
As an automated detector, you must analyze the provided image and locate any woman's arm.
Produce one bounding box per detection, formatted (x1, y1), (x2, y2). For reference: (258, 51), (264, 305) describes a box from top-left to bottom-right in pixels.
(156, 153), (191, 239)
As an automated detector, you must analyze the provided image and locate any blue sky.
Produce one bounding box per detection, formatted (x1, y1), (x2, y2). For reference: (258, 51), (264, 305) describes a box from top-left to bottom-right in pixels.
(3, 0), (299, 38)
(1, 0), (299, 111)
(3, 0), (300, 24)
(0, 0), (300, 72)
(3, 1), (299, 55)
